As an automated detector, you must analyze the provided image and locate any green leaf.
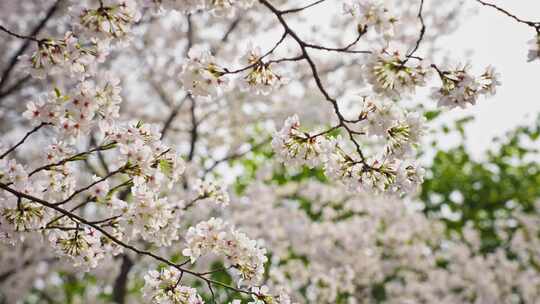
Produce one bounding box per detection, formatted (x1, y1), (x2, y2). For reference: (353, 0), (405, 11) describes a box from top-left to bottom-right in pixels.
(159, 159), (173, 176)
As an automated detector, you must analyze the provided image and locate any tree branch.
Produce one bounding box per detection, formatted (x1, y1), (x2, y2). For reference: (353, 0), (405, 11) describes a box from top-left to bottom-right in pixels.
(406, 0), (426, 60)
(0, 183), (257, 297)
(112, 254), (134, 304)
(0, 1), (61, 92)
(0, 123), (48, 160)
(475, 0), (540, 31)
(258, 0), (368, 163)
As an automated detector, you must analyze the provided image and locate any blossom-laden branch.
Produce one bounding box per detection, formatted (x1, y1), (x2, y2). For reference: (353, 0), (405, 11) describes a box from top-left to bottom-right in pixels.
(0, 0), (529, 302)
(254, 0), (453, 196)
(0, 183), (256, 297)
(27, 142), (118, 177)
(0, 1), (289, 299)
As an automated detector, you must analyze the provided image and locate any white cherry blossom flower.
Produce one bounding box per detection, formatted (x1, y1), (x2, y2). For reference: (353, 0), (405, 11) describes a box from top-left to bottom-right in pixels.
(344, 0), (397, 37)
(143, 267), (204, 304)
(180, 48), (229, 99)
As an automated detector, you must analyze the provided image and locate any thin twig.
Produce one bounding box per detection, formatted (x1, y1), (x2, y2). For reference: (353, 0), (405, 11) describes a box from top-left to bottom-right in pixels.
(475, 0), (540, 31)
(53, 165), (129, 206)
(281, 0), (327, 15)
(28, 143), (117, 177)
(203, 138), (271, 176)
(406, 0), (426, 60)
(0, 24), (41, 43)
(0, 1), (61, 92)
(0, 123), (48, 160)
(258, 0), (368, 163)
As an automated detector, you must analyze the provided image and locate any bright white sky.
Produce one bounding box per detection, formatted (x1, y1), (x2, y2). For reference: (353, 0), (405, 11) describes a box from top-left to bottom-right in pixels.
(437, 0), (540, 157)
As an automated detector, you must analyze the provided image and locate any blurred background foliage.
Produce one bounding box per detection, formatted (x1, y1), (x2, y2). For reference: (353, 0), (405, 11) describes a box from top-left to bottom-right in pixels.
(421, 113), (540, 251)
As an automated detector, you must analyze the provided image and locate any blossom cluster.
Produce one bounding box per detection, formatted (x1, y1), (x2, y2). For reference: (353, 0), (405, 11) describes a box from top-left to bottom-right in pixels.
(0, 154), (123, 270)
(102, 121), (186, 246)
(182, 217), (268, 285)
(143, 267), (204, 304)
(19, 31), (109, 79)
(242, 286), (296, 304)
(364, 50), (428, 98)
(272, 100), (426, 196)
(0, 0), (531, 302)
(271, 115), (335, 169)
(180, 48), (229, 99)
(431, 64), (501, 109)
(343, 0), (398, 37)
(70, 0), (141, 41)
(193, 179), (230, 208)
(19, 0), (143, 80)
(180, 46), (289, 99)
(48, 226), (110, 271)
(238, 45), (287, 96)
(360, 99), (426, 158)
(23, 74), (121, 137)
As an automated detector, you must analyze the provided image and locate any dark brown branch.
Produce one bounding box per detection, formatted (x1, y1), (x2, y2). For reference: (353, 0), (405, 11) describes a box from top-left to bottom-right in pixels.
(406, 0), (426, 60)
(0, 75), (31, 100)
(0, 257), (56, 284)
(185, 14), (194, 55)
(281, 0), (327, 15)
(475, 0), (540, 31)
(91, 136), (110, 174)
(187, 96), (198, 162)
(221, 17), (242, 43)
(28, 143), (117, 177)
(199, 266), (231, 276)
(46, 199), (93, 227)
(258, 0), (368, 163)
(88, 215), (122, 225)
(159, 13), (195, 140)
(160, 97), (188, 140)
(182, 197), (202, 211)
(0, 25), (40, 43)
(53, 165), (129, 206)
(207, 280), (217, 304)
(112, 254), (134, 304)
(303, 29), (369, 54)
(222, 31), (288, 75)
(0, 123), (48, 160)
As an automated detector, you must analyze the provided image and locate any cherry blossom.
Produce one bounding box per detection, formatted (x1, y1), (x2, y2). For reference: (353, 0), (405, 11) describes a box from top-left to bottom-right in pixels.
(364, 49), (428, 98)
(528, 34), (540, 62)
(144, 267), (204, 304)
(0, 0), (537, 302)
(431, 64), (501, 109)
(180, 48), (229, 99)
